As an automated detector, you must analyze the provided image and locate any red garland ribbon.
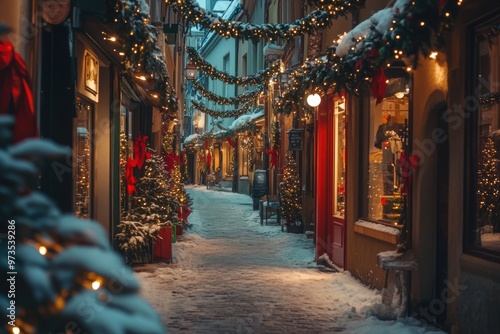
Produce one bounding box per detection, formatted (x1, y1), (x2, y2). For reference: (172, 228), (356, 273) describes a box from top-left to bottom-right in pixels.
(204, 140), (209, 150)
(133, 135), (148, 169)
(164, 152), (179, 173)
(0, 41), (38, 142)
(177, 203), (193, 222)
(399, 153), (420, 195)
(226, 136), (235, 147)
(371, 67), (387, 105)
(266, 149), (278, 169)
(125, 157), (137, 195)
(206, 151), (212, 170)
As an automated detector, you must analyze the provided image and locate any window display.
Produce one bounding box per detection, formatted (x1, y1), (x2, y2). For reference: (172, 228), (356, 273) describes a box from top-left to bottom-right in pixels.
(74, 97), (93, 218)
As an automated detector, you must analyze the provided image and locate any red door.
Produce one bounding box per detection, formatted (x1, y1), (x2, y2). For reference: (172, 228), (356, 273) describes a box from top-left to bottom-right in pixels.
(316, 95), (346, 268)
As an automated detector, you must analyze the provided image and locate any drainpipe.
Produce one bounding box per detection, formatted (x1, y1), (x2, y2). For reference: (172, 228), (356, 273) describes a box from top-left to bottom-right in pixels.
(232, 38), (239, 192)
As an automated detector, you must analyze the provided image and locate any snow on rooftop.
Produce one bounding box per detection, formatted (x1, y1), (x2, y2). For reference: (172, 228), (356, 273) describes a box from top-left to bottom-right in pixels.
(183, 133), (199, 144)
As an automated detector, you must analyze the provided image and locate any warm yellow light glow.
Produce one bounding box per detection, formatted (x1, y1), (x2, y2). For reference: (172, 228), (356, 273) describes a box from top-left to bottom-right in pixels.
(92, 280), (101, 290)
(395, 92), (405, 99)
(135, 75), (147, 81)
(429, 51), (438, 59)
(306, 93), (321, 107)
(38, 246), (47, 255)
(12, 327), (20, 334)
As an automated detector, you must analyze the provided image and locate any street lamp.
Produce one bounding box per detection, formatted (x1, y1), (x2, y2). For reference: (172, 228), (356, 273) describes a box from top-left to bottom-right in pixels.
(306, 93), (321, 107)
(184, 62), (197, 81)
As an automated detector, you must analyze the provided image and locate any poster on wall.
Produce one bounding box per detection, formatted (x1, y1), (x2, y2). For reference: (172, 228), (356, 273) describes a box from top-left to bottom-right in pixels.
(84, 50), (99, 96)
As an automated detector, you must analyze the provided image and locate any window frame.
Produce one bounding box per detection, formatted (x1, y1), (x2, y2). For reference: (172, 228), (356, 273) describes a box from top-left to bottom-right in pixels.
(359, 74), (413, 231)
(463, 10), (500, 263)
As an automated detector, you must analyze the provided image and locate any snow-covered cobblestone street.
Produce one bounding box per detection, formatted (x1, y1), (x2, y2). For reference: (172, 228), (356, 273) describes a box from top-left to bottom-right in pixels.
(135, 185), (445, 334)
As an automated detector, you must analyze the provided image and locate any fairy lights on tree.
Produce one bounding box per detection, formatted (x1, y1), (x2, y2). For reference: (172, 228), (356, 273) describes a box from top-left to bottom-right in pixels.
(279, 154), (302, 230)
(477, 137), (500, 226)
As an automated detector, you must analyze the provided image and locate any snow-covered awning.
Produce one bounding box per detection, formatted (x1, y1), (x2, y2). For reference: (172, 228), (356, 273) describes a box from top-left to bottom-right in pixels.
(183, 133), (199, 144)
(229, 108), (264, 130)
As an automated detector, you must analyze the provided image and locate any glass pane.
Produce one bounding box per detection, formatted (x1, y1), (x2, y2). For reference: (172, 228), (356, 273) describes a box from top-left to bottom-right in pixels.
(367, 86), (409, 225)
(74, 98), (93, 218)
(333, 97), (346, 218)
(475, 17), (500, 252)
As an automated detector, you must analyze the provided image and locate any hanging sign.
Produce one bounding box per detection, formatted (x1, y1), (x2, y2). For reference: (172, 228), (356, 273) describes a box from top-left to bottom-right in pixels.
(287, 128), (304, 151)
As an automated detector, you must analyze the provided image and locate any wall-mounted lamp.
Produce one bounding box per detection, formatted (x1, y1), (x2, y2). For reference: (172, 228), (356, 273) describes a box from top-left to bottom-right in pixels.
(184, 62), (197, 81)
(306, 93), (321, 107)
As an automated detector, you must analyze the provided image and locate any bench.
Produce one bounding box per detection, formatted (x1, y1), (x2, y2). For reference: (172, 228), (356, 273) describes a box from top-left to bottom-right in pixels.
(259, 195), (280, 225)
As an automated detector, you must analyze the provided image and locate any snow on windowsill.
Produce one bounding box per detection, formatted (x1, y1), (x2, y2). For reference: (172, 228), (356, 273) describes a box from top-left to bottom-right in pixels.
(355, 220), (400, 235)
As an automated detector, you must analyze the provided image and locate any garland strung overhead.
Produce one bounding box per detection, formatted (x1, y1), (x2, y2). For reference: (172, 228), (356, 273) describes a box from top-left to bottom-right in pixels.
(112, 0), (178, 113)
(191, 100), (254, 118)
(275, 0), (462, 114)
(166, 0), (366, 43)
(186, 47), (280, 86)
(192, 80), (264, 105)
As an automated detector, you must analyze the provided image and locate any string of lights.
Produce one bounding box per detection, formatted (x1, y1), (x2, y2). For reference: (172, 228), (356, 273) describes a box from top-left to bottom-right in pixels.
(275, 0), (462, 114)
(165, 0), (366, 42)
(192, 80), (265, 105)
(186, 47), (280, 86)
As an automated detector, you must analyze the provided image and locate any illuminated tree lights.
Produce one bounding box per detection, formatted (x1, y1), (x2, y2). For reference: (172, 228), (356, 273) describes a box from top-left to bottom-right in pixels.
(186, 47), (281, 86)
(477, 137), (500, 225)
(275, 0), (462, 115)
(166, 0), (367, 42)
(279, 154), (303, 226)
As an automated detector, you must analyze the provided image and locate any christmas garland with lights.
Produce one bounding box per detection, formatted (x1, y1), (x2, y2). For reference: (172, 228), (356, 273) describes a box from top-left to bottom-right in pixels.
(186, 47), (280, 86)
(479, 92), (500, 107)
(192, 80), (264, 106)
(275, 0), (462, 114)
(166, 0), (366, 43)
(191, 100), (254, 118)
(112, 0), (178, 113)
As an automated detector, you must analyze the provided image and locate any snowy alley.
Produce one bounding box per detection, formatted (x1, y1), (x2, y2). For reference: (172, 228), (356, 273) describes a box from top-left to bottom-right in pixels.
(135, 186), (446, 334)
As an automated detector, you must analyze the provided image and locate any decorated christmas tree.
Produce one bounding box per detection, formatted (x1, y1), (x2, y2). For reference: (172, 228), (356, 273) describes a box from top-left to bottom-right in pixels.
(279, 153), (302, 232)
(477, 137), (500, 226)
(117, 149), (180, 263)
(74, 131), (91, 218)
(0, 115), (164, 333)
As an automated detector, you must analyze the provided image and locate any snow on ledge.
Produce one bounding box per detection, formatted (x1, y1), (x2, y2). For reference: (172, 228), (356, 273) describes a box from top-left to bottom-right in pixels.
(354, 220), (400, 236)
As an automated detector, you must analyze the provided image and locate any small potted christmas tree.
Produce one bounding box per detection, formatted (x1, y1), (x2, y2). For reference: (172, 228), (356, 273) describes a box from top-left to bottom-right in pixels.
(279, 153), (303, 233)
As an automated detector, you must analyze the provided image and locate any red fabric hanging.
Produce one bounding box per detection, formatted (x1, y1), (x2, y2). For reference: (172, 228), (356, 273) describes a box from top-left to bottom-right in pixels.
(206, 151), (212, 170)
(226, 137), (235, 147)
(125, 157), (137, 195)
(266, 149), (278, 169)
(399, 153), (419, 195)
(0, 41), (38, 142)
(133, 135), (148, 169)
(371, 67), (387, 105)
(164, 152), (179, 173)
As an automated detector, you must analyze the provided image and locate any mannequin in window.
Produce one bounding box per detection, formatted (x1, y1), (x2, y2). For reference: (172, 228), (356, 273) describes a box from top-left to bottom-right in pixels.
(374, 115), (403, 195)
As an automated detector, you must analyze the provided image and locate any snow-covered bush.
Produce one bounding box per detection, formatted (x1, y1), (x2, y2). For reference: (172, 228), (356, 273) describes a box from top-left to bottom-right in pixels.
(0, 116), (165, 334)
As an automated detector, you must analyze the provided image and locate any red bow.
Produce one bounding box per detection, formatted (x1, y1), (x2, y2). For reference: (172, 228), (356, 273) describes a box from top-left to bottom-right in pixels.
(178, 204), (192, 222)
(133, 135), (148, 169)
(226, 137), (235, 147)
(0, 41), (38, 142)
(399, 153), (419, 195)
(371, 67), (387, 105)
(125, 157), (137, 195)
(266, 149), (278, 169)
(164, 152), (179, 173)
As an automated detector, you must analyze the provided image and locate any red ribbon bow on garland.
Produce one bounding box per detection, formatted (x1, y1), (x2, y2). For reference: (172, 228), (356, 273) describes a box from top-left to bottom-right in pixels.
(206, 151), (212, 171)
(266, 149), (278, 169)
(164, 152), (179, 174)
(399, 153), (420, 195)
(178, 204), (192, 222)
(133, 135), (149, 169)
(125, 157), (137, 195)
(371, 67), (388, 105)
(0, 41), (38, 142)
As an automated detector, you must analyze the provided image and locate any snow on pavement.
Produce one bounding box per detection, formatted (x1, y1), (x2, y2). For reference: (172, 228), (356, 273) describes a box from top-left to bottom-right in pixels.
(135, 185), (446, 333)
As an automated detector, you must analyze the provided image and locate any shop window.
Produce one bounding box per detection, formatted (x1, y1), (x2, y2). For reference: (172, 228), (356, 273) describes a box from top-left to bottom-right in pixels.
(333, 97), (346, 218)
(465, 13), (500, 261)
(361, 68), (410, 226)
(74, 97), (94, 218)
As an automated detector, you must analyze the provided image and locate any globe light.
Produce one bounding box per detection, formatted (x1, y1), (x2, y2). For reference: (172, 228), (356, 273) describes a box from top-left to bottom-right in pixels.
(306, 93), (321, 107)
